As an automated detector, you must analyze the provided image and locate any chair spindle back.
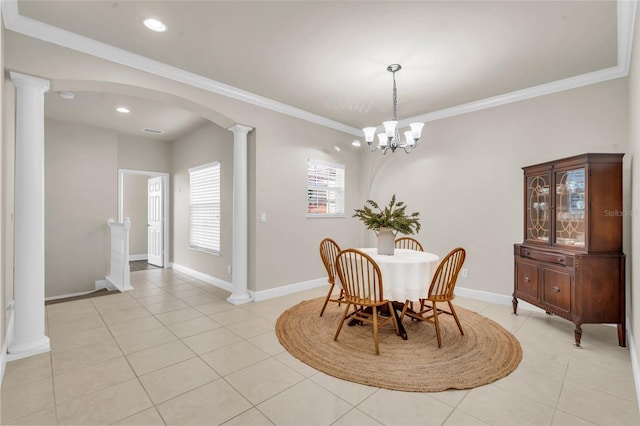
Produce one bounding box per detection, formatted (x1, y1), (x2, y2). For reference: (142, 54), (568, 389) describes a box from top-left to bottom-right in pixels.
(335, 249), (384, 304)
(395, 237), (424, 252)
(429, 247), (466, 301)
(319, 238), (341, 285)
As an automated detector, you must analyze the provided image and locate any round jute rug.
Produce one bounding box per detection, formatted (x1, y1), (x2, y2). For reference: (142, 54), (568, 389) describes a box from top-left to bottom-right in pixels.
(275, 297), (522, 392)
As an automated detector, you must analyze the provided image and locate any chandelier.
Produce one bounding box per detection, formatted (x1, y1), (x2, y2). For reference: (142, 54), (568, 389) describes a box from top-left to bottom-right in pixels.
(363, 64), (424, 154)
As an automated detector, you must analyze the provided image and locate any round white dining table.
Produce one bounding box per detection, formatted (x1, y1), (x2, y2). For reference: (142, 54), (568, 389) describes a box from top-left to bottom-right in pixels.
(358, 248), (440, 302)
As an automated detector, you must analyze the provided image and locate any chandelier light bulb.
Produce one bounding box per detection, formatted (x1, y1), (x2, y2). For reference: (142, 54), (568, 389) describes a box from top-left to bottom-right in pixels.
(377, 133), (388, 147)
(383, 121), (397, 138)
(363, 127), (377, 143)
(410, 122), (424, 140)
(404, 130), (415, 147)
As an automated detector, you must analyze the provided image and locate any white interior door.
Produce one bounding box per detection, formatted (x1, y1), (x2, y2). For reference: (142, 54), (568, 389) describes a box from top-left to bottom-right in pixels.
(147, 176), (164, 267)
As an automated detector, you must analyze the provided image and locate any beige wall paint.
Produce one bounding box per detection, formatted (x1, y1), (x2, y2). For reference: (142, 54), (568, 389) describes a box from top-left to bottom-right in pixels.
(370, 78), (628, 299)
(250, 118), (364, 291)
(171, 122), (233, 281)
(44, 119), (117, 297)
(118, 134), (171, 172)
(2, 79), (15, 351)
(0, 14), (5, 352)
(627, 0), (640, 386)
(123, 174), (147, 257)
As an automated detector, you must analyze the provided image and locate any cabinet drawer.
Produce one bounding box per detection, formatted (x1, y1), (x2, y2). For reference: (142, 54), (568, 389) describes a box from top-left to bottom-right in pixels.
(520, 248), (570, 266)
(542, 268), (572, 314)
(515, 261), (539, 300)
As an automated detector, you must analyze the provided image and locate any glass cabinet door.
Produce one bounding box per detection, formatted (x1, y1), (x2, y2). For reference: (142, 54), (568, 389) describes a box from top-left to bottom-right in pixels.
(555, 168), (585, 247)
(526, 174), (551, 243)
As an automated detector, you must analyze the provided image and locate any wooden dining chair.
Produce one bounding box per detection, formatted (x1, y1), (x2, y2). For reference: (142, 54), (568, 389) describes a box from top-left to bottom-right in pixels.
(400, 247), (466, 348)
(334, 248), (400, 355)
(395, 236), (424, 251)
(318, 238), (344, 316)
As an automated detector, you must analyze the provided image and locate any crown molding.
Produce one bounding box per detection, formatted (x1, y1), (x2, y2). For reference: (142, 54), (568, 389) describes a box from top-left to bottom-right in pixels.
(2, 0), (637, 136)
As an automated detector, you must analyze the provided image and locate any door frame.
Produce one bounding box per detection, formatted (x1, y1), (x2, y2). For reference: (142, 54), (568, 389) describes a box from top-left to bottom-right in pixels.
(118, 169), (170, 268)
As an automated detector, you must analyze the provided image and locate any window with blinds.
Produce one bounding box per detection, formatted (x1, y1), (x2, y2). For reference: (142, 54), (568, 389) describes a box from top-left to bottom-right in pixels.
(189, 162), (220, 254)
(307, 159), (345, 217)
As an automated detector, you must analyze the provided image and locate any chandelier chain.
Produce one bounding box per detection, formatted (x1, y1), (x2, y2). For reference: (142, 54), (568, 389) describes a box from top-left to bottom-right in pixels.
(392, 70), (398, 121)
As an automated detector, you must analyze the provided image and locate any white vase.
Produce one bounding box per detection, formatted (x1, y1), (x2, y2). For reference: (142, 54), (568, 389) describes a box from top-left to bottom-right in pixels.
(377, 227), (395, 255)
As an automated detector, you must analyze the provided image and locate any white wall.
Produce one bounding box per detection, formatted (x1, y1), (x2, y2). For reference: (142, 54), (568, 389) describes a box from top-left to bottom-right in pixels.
(370, 78), (628, 298)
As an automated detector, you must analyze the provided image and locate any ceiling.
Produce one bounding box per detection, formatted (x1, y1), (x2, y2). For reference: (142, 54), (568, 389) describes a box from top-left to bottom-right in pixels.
(5, 0), (633, 141)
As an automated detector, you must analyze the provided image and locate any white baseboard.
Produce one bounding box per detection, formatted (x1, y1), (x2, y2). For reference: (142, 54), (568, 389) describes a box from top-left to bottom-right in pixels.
(169, 263), (326, 302)
(129, 254), (148, 261)
(250, 278), (326, 302)
(105, 276), (133, 292)
(46, 289), (97, 301)
(0, 305), (15, 389)
(627, 319), (640, 413)
(170, 263), (233, 293)
(454, 286), (545, 313)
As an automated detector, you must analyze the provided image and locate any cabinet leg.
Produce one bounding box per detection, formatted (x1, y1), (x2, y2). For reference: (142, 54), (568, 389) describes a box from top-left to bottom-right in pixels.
(574, 324), (582, 348)
(512, 296), (518, 315)
(618, 323), (627, 347)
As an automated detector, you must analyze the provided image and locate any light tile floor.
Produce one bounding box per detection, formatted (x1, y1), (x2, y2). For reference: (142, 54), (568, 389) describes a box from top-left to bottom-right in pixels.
(2, 268), (639, 425)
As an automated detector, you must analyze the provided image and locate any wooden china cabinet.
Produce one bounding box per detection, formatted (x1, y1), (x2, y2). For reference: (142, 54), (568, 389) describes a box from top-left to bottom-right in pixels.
(513, 153), (625, 347)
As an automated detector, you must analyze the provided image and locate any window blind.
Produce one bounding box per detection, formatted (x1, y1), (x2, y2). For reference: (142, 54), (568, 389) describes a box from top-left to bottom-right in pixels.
(307, 159), (345, 216)
(189, 162), (220, 253)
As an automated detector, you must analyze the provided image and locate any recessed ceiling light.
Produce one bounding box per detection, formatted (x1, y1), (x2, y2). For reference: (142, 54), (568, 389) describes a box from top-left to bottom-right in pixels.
(116, 107), (130, 114)
(352, 140), (361, 147)
(333, 145), (341, 152)
(59, 91), (75, 100)
(143, 18), (167, 32)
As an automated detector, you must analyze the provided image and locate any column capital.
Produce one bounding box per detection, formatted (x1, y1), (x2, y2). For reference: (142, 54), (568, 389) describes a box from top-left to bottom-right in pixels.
(227, 123), (253, 137)
(10, 72), (50, 93)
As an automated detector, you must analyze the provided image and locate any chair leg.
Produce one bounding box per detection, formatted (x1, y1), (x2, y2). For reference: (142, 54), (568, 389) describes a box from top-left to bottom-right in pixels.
(333, 303), (351, 341)
(448, 301), (464, 336)
(337, 289), (344, 306)
(433, 301), (442, 348)
(400, 300), (409, 322)
(388, 301), (400, 336)
(319, 283), (335, 317)
(372, 306), (380, 355)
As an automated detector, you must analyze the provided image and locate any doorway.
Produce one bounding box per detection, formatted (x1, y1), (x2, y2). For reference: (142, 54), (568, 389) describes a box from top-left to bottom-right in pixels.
(118, 169), (170, 269)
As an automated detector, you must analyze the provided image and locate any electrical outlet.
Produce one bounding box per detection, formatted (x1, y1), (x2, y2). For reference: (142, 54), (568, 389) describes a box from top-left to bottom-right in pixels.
(227, 265), (232, 274)
(461, 268), (469, 278)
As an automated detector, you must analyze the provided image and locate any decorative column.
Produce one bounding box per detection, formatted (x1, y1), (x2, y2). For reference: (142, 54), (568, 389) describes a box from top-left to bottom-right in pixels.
(8, 72), (50, 359)
(227, 124), (253, 304)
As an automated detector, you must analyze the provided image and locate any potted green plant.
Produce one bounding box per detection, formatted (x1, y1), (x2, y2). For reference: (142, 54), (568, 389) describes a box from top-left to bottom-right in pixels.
(353, 194), (421, 255)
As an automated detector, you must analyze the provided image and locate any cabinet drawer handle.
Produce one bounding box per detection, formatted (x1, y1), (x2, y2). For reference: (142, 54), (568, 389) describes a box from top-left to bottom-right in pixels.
(558, 258), (564, 262)
(552, 286), (560, 293)
(523, 277), (531, 283)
